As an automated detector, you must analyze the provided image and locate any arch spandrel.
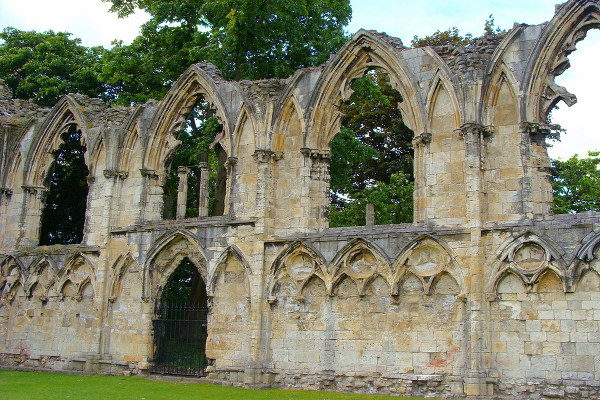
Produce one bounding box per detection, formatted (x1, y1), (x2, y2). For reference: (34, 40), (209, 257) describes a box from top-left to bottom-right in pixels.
(144, 63), (246, 172)
(522, 0), (600, 123)
(304, 30), (426, 150)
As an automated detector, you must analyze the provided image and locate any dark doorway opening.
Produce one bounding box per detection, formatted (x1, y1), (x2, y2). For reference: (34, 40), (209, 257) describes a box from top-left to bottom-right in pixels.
(151, 258), (209, 376)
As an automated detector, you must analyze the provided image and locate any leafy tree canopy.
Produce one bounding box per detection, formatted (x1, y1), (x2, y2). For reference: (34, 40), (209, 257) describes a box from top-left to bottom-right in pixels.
(102, 0), (352, 85)
(411, 14), (503, 48)
(551, 152), (600, 215)
(0, 28), (104, 106)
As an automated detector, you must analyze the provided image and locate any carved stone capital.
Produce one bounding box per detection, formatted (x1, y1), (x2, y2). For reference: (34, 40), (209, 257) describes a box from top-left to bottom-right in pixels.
(140, 168), (159, 179)
(520, 122), (557, 136)
(86, 176), (96, 184)
(103, 170), (129, 180)
(177, 166), (189, 175)
(225, 157), (238, 170)
(300, 148), (331, 160)
(253, 149), (283, 163)
(21, 185), (47, 196)
(412, 132), (432, 147)
(0, 187), (12, 197)
(198, 162), (210, 171)
(455, 123), (494, 138)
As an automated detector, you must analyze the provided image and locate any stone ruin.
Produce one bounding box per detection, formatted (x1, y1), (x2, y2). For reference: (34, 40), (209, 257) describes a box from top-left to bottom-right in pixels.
(2, 1), (600, 398)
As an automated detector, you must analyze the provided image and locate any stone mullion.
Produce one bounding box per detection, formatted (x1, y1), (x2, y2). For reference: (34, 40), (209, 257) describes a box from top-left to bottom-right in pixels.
(18, 185), (48, 246)
(198, 162), (210, 217)
(176, 166), (189, 219)
(300, 148), (331, 231)
(412, 132), (432, 223)
(138, 169), (159, 223)
(457, 123), (492, 397)
(520, 122), (553, 218)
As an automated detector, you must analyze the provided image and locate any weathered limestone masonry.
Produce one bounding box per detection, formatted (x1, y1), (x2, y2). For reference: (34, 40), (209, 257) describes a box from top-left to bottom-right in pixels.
(2, 1), (600, 398)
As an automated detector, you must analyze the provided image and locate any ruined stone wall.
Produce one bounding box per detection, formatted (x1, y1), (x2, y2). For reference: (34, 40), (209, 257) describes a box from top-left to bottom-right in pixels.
(2, 1), (600, 399)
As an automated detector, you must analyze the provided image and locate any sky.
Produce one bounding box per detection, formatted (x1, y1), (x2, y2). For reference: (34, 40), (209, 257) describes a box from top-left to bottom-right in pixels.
(0, 0), (598, 160)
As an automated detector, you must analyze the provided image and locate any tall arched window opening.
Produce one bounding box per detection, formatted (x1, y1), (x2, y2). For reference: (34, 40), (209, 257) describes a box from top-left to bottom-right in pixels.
(39, 125), (89, 245)
(548, 30), (600, 215)
(329, 69), (414, 227)
(162, 96), (225, 220)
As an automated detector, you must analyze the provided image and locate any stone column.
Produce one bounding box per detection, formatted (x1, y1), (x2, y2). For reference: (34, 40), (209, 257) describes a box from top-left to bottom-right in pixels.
(456, 123), (492, 397)
(412, 132), (432, 223)
(198, 162), (210, 217)
(520, 122), (554, 219)
(138, 168), (159, 222)
(300, 148), (331, 231)
(176, 166), (189, 219)
(253, 150), (278, 235)
(19, 185), (48, 246)
(365, 203), (375, 226)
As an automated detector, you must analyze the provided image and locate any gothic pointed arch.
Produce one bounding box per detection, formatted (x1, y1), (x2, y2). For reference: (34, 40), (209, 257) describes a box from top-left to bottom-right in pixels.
(208, 245), (252, 297)
(270, 95), (305, 153)
(522, 0), (600, 123)
(392, 234), (464, 296)
(488, 231), (568, 294)
(305, 29), (425, 150)
(56, 253), (96, 300)
(143, 229), (208, 300)
(425, 69), (462, 132)
(108, 253), (140, 301)
(144, 63), (243, 172)
(24, 95), (98, 187)
(329, 238), (391, 296)
(24, 255), (57, 298)
(482, 63), (520, 127)
(268, 241), (328, 301)
(0, 256), (25, 301)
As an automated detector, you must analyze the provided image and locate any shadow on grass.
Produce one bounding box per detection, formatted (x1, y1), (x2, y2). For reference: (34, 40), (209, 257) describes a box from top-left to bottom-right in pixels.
(0, 370), (435, 400)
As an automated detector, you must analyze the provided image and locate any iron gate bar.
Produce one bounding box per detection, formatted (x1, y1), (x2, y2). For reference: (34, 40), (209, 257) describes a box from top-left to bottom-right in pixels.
(150, 302), (209, 376)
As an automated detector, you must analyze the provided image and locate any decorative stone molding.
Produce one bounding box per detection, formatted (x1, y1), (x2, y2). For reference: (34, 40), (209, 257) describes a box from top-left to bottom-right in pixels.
(139, 168), (159, 179)
(412, 132), (432, 147)
(300, 148), (331, 160)
(21, 185), (48, 196)
(0, 188), (12, 197)
(103, 170), (129, 180)
(253, 149), (284, 163)
(520, 122), (559, 136)
(225, 157), (238, 170)
(86, 176), (96, 184)
(455, 123), (494, 138)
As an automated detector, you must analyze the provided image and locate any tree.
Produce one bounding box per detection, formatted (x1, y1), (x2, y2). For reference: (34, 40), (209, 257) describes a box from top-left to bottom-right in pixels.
(329, 70), (414, 227)
(0, 28), (104, 106)
(411, 15), (502, 48)
(550, 152), (600, 215)
(39, 127), (89, 245)
(102, 0), (351, 82)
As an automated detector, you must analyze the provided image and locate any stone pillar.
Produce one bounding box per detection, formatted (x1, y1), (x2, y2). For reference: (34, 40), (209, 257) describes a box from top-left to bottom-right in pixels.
(138, 168), (159, 222)
(19, 185), (48, 246)
(300, 148), (331, 231)
(365, 203), (375, 226)
(253, 150), (281, 234)
(520, 122), (554, 219)
(412, 132), (432, 223)
(198, 162), (210, 217)
(456, 123), (492, 397)
(176, 166), (189, 219)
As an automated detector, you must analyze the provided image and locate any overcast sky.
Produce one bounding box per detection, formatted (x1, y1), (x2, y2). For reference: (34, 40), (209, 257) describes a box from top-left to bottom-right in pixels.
(0, 0), (598, 159)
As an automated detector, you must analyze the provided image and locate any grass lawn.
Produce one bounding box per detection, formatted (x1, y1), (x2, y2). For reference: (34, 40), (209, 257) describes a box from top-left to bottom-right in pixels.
(0, 370), (432, 400)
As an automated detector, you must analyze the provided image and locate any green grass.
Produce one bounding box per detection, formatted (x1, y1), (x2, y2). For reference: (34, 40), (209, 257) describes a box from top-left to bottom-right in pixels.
(0, 370), (430, 400)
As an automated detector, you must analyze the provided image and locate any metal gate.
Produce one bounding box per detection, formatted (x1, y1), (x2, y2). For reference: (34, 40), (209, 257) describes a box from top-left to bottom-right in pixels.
(150, 302), (209, 376)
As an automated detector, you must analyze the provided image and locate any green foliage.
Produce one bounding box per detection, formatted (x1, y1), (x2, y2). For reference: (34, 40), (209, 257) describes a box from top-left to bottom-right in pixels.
(0, 370), (427, 400)
(39, 127), (89, 245)
(101, 22), (210, 105)
(550, 151), (600, 215)
(159, 258), (198, 303)
(329, 173), (414, 227)
(102, 0), (351, 83)
(0, 28), (104, 106)
(329, 70), (414, 227)
(411, 14), (502, 48)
